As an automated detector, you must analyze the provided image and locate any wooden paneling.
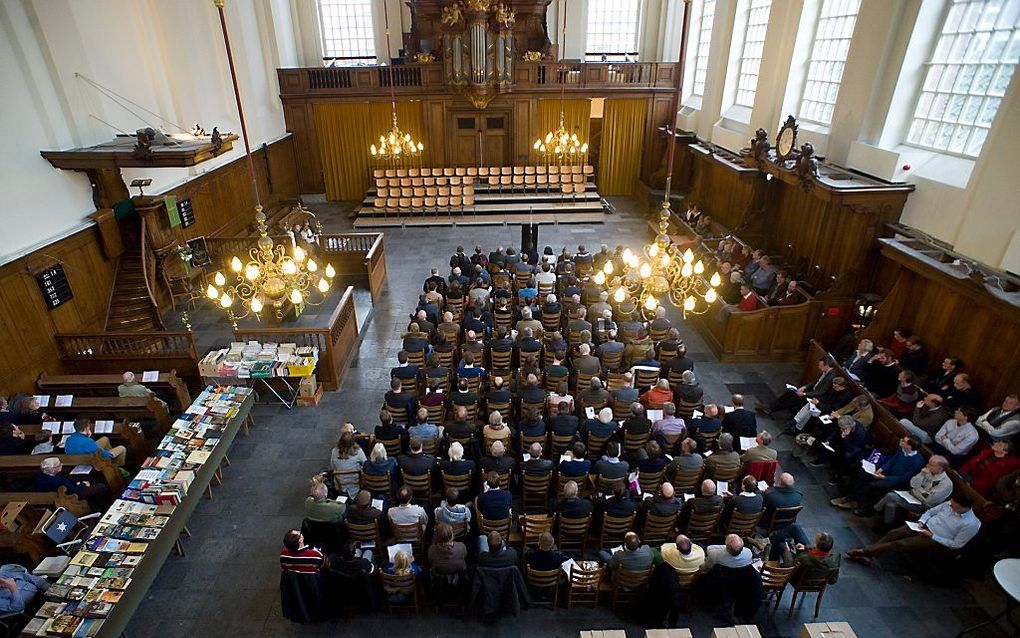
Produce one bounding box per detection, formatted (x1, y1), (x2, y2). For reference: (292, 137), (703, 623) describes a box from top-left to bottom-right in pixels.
(694, 301), (818, 363)
(866, 241), (1020, 406)
(687, 146), (764, 232)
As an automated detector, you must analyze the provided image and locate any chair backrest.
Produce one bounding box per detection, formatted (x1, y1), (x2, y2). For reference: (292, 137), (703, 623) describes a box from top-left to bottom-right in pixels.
(601, 350), (625, 372)
(488, 401), (512, 418)
(744, 459), (779, 485)
(685, 508), (723, 543)
(441, 470), (472, 494)
(541, 311), (561, 333)
(490, 349), (512, 371)
(596, 475), (626, 494)
(522, 471), (553, 511)
(347, 519), (381, 545)
(726, 509), (764, 537)
(638, 469), (665, 495)
(378, 570), (418, 612)
(762, 505), (803, 535)
(642, 512), (679, 546)
(421, 402), (445, 425)
(378, 436), (402, 458)
(405, 350), (426, 369)
(761, 561), (798, 590)
(600, 513), (636, 549)
(670, 466), (703, 494)
(611, 566), (653, 605)
(391, 522), (424, 548)
(550, 433), (574, 455)
(300, 518), (341, 550)
(634, 368), (660, 389)
(361, 471), (393, 497)
(557, 514), (591, 554)
(525, 564), (561, 590)
(711, 462), (743, 484)
(478, 513), (512, 538)
(792, 566), (839, 593)
(567, 563), (604, 606)
(401, 470), (432, 502)
(586, 432), (611, 459)
(519, 513), (556, 547)
(384, 403), (409, 426)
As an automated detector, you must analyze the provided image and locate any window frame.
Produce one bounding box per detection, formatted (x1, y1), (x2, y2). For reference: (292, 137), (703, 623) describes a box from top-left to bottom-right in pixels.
(584, 0), (643, 62)
(732, 0), (773, 109)
(317, 0), (377, 66)
(690, 0), (718, 99)
(797, 0), (862, 127)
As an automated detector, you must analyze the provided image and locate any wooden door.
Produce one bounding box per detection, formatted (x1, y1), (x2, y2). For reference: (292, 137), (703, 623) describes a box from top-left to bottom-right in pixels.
(448, 111), (510, 167)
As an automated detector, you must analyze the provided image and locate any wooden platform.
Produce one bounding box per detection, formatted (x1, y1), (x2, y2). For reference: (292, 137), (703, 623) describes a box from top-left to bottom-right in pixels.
(353, 209), (605, 228)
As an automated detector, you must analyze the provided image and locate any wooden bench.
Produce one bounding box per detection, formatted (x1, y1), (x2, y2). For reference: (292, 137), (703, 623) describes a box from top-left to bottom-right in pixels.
(0, 451), (126, 497)
(0, 486), (90, 518)
(18, 420), (150, 462)
(801, 340), (988, 517)
(38, 370), (191, 411)
(38, 394), (171, 436)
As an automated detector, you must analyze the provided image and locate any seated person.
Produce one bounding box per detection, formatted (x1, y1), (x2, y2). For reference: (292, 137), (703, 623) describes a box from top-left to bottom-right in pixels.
(582, 408), (619, 440)
(387, 486), (428, 531)
(643, 482), (683, 517)
(705, 433), (741, 479)
(660, 534), (706, 575)
(0, 423), (40, 456)
(330, 430), (367, 497)
(398, 436), (436, 476)
(477, 531), (519, 567)
(740, 431), (777, 464)
(870, 455), (952, 528)
(780, 531), (840, 584)
(517, 407), (545, 438)
(637, 440), (668, 473)
(688, 404), (721, 442)
(428, 523), (468, 574)
(961, 439), (1020, 498)
(976, 394), (1020, 441)
(32, 456), (110, 511)
(640, 379), (673, 408)
(64, 418), (127, 466)
(724, 475), (764, 517)
(548, 402), (580, 438)
(931, 406), (980, 466)
(651, 402), (686, 449)
(439, 442), (476, 477)
(937, 373), (981, 411)
(450, 379), (480, 410)
(345, 490), (384, 526)
(383, 550), (422, 601)
(546, 381), (574, 415)
(831, 435), (925, 514)
(599, 531), (653, 570)
(407, 408), (442, 444)
(878, 370), (920, 417)
(899, 394), (951, 445)
(861, 348), (900, 399)
(479, 440), (515, 475)
(522, 442), (555, 475)
(785, 377), (853, 434)
(304, 479), (344, 523)
(434, 488), (473, 527)
(767, 358), (835, 417)
(482, 411), (514, 449)
(621, 403), (652, 438)
(558, 442), (592, 478)
(0, 564), (49, 615)
(444, 407), (475, 446)
(596, 482), (638, 518)
(580, 377), (610, 409)
(703, 534), (753, 571)
(374, 411), (408, 450)
(556, 479), (594, 518)
(389, 351), (419, 383)
(809, 415), (869, 479)
(526, 532), (569, 571)
(666, 438), (704, 482)
(681, 479), (724, 524)
(610, 374), (640, 408)
(475, 471), (512, 522)
(279, 529), (327, 623)
(846, 494), (981, 568)
(592, 441), (629, 481)
(384, 378), (417, 425)
(736, 284), (760, 312)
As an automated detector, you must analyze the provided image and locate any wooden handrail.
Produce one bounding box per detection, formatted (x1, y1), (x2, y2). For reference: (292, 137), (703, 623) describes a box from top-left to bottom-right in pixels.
(103, 254), (123, 330)
(138, 217), (165, 329)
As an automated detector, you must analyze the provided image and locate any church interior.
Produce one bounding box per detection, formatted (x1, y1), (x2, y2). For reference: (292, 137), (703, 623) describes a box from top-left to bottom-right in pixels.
(1, 0), (1019, 636)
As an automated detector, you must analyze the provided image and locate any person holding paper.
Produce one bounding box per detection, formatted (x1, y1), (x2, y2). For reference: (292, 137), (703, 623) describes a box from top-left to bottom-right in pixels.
(32, 456), (110, 510)
(870, 455), (952, 527)
(759, 358), (834, 418)
(582, 407), (619, 440)
(721, 395), (757, 447)
(0, 423), (39, 455)
(809, 416), (868, 480)
(639, 379), (673, 409)
(898, 394), (950, 445)
(960, 439), (1020, 498)
(64, 419), (126, 466)
(739, 431), (777, 464)
(724, 476), (764, 517)
(345, 490), (384, 527)
(521, 442), (555, 475)
(600, 531), (652, 571)
(643, 482), (683, 517)
(666, 439), (705, 482)
(304, 481), (344, 524)
(975, 394), (1020, 442)
(556, 480), (594, 518)
(526, 532), (570, 572)
(843, 339), (874, 379)
(705, 434), (740, 480)
(783, 376), (853, 435)
(846, 494), (981, 567)
(780, 531), (840, 584)
(831, 436), (925, 514)
(651, 402), (686, 449)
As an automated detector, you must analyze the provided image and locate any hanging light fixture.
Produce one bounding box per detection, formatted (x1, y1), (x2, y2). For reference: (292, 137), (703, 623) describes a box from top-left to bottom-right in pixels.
(614, 2), (717, 319)
(533, 0), (587, 167)
(370, 1), (424, 167)
(207, 0), (335, 326)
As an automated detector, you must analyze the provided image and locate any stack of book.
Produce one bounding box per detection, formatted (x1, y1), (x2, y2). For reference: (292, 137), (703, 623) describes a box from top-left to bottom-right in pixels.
(26, 386), (253, 637)
(201, 341), (319, 380)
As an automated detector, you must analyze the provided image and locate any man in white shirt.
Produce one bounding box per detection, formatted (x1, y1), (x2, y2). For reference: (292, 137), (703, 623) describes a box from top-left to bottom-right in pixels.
(976, 395), (1020, 441)
(846, 494), (981, 567)
(871, 455), (953, 526)
(387, 486), (428, 530)
(703, 534), (752, 571)
(932, 407), (980, 464)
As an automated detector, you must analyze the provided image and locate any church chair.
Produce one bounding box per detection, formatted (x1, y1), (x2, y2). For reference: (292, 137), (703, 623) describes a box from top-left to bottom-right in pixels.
(566, 562), (603, 609)
(384, 403), (410, 427)
(478, 513), (512, 539)
(478, 167), (489, 177)
(520, 431), (548, 453)
(610, 566), (653, 611)
(398, 377), (418, 395)
(586, 432), (611, 460)
(761, 505), (803, 536)
(641, 511), (678, 546)
(400, 179), (411, 189)
(401, 469), (434, 507)
(437, 196), (449, 207)
(573, 183), (586, 195)
(541, 310), (561, 334)
(466, 167), (477, 176)
(379, 570), (420, 615)
(347, 519), (382, 550)
(424, 196), (437, 209)
(487, 400), (512, 420)
(621, 428), (649, 456)
(525, 565), (562, 609)
(537, 282), (555, 299)
(489, 348), (512, 374)
(709, 462), (743, 485)
(596, 475), (626, 496)
(421, 402), (445, 425)
(425, 186), (438, 198)
(536, 174), (548, 189)
(423, 176), (435, 186)
(521, 399), (546, 419)
(536, 165), (547, 174)
(674, 569), (701, 613)
(613, 402), (636, 425)
(571, 165), (582, 174)
(488, 175), (499, 188)
(455, 167), (466, 176)
(400, 187), (412, 198)
(435, 349), (455, 371)
(390, 521), (425, 555)
(518, 513), (555, 552)
(561, 184), (572, 195)
(436, 176), (448, 186)
(375, 178), (386, 188)
(413, 186), (425, 197)
(463, 193), (475, 207)
(544, 371), (568, 394)
(669, 467), (703, 495)
(451, 185), (462, 196)
(457, 374), (482, 395)
(396, 168), (408, 178)
(463, 176), (474, 186)
(572, 172), (584, 183)
(438, 185), (450, 198)
(726, 509), (763, 537)
(443, 167), (454, 177)
(406, 350), (426, 369)
(385, 168), (396, 178)
(386, 198), (399, 209)
(451, 176), (461, 186)
(522, 470), (553, 513)
(361, 471), (393, 499)
(377, 185), (389, 196)
(549, 174), (561, 186)
(685, 508), (723, 545)
(548, 165), (560, 174)
(445, 298), (464, 322)
(695, 429), (720, 451)
(500, 175), (511, 192)
(373, 169), (384, 179)
(638, 469), (665, 495)
(495, 469), (512, 491)
(676, 398), (702, 422)
(411, 197), (423, 209)
(462, 403), (479, 423)
(634, 368), (660, 391)
(649, 326), (670, 343)
(761, 561), (799, 611)
(744, 460), (779, 486)
(441, 471), (472, 499)
(599, 513), (636, 550)
(556, 513), (591, 557)
(550, 433), (574, 456)
(605, 369), (628, 389)
(419, 437), (440, 457)
(524, 165), (535, 175)
(788, 567), (839, 618)
(501, 166), (512, 175)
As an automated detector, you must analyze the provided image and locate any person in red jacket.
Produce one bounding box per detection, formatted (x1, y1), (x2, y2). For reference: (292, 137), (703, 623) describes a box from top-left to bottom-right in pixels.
(737, 284), (759, 312)
(960, 440), (1020, 497)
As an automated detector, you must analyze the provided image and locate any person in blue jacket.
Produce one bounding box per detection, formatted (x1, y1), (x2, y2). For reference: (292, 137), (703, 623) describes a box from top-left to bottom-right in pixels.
(831, 435), (926, 516)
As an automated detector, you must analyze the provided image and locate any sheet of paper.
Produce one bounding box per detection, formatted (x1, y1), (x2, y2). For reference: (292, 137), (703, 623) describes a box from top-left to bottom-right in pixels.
(821, 442), (835, 453)
(717, 480), (729, 495)
(55, 395), (73, 407)
(642, 492), (654, 500)
(61, 422), (75, 434)
(70, 464), (92, 475)
(905, 521), (925, 533)
(33, 395), (50, 407)
(522, 453), (531, 462)
(894, 490), (922, 505)
(683, 493), (696, 501)
(142, 370), (159, 383)
(585, 406), (595, 419)
(692, 410), (703, 419)
(806, 436), (816, 446)
(185, 405), (207, 416)
(94, 420), (114, 434)
(41, 422), (60, 434)
(560, 558), (577, 576)
(335, 495), (349, 504)
(371, 498), (384, 511)
(860, 460), (878, 476)
(723, 406), (735, 413)
(808, 404), (822, 415)
(739, 437), (757, 450)
(785, 384), (799, 392)
(703, 450), (713, 456)
(387, 543), (413, 563)
(819, 415), (833, 425)
(849, 373), (861, 382)
(647, 409), (663, 421)
(757, 480), (770, 491)
(610, 545), (623, 555)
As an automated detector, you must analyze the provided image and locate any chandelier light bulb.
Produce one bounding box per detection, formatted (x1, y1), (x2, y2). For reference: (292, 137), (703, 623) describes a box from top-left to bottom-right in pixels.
(318, 277), (330, 293)
(244, 264), (260, 281)
(306, 259), (318, 272)
(705, 288), (718, 303)
(325, 263), (336, 278)
(710, 272), (722, 287)
(417, 142), (423, 151)
(214, 271), (226, 287)
(684, 296), (696, 312)
(581, 143), (589, 153)
(639, 262), (652, 279)
(648, 243), (659, 258)
(219, 292), (233, 308)
(534, 139), (541, 150)
(644, 295), (658, 311)
(683, 248), (695, 263)
(282, 259), (297, 276)
(694, 260), (705, 274)
(681, 262), (693, 277)
(545, 132), (553, 143)
(661, 253), (670, 267)
(389, 133), (396, 144)
(593, 271), (606, 285)
(603, 261), (613, 275)
(370, 145), (377, 156)
(623, 248), (634, 263)
(230, 256), (243, 272)
(289, 289), (303, 305)
(613, 287), (626, 303)
(206, 284), (219, 299)
(250, 296), (263, 313)
(293, 246), (306, 263)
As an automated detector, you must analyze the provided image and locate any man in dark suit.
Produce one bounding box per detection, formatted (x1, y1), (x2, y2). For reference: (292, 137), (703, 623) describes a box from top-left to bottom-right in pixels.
(518, 374), (548, 406)
(556, 480), (594, 518)
(476, 472), (512, 521)
(721, 394), (758, 443)
(661, 344), (695, 377)
(549, 403), (580, 437)
(596, 482), (638, 519)
(384, 378), (417, 425)
(480, 440), (515, 475)
(398, 437), (436, 476)
(485, 376), (513, 411)
(423, 268), (447, 295)
(763, 358), (834, 417)
(390, 351), (419, 383)
(517, 328), (543, 356)
(477, 531), (519, 567)
(522, 442), (555, 475)
(592, 442), (629, 480)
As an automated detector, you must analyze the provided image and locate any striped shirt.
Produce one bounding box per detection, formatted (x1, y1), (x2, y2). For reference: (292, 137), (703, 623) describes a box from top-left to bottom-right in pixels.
(280, 546), (325, 574)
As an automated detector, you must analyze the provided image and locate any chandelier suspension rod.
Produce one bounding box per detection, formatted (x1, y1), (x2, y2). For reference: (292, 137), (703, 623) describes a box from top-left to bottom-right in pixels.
(559, 0), (568, 129)
(662, 0), (693, 207)
(214, 0), (261, 209)
(382, 0), (398, 126)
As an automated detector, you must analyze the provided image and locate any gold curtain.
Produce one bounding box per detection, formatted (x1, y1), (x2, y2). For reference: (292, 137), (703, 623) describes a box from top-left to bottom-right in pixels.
(314, 101), (425, 201)
(598, 99), (648, 196)
(534, 99), (591, 159)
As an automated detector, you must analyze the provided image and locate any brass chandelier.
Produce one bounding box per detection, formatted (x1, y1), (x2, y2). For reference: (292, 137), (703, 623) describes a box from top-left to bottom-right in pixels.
(533, 0), (587, 166)
(603, 1), (718, 319)
(370, 0), (424, 167)
(207, 0), (335, 325)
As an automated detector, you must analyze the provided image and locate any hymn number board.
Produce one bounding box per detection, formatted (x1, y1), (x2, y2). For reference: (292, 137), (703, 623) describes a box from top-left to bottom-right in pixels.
(36, 264), (73, 310)
(178, 198), (196, 228)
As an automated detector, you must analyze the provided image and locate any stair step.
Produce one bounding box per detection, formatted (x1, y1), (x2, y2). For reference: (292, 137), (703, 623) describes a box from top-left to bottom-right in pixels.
(112, 292), (153, 303)
(108, 305), (156, 318)
(106, 316), (158, 330)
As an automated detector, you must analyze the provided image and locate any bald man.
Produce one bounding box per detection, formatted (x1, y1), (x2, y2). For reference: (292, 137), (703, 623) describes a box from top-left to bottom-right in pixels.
(704, 534), (753, 571)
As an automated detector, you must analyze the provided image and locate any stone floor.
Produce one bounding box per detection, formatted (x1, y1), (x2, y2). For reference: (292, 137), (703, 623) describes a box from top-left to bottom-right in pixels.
(126, 197), (1003, 637)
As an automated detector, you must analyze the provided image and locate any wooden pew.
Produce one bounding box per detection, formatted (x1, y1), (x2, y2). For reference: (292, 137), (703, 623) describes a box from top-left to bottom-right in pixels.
(800, 340), (988, 517)
(0, 451), (126, 497)
(37, 369), (191, 410)
(38, 394), (171, 436)
(18, 420), (150, 463)
(0, 486), (90, 518)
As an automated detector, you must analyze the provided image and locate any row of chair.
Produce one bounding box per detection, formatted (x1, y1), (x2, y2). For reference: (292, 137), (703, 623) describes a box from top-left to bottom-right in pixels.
(376, 185), (476, 199)
(373, 195), (476, 209)
(376, 176), (476, 188)
(373, 165), (594, 179)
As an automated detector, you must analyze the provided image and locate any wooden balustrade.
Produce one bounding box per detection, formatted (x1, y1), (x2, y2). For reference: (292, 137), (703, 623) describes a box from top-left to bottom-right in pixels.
(203, 235), (295, 272)
(54, 331), (201, 390)
(232, 286), (359, 391)
(319, 232), (388, 302)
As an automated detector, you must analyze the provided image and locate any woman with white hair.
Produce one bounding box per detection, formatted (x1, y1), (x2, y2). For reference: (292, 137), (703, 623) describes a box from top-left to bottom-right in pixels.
(33, 456), (110, 510)
(362, 442), (397, 477)
(439, 441), (476, 476)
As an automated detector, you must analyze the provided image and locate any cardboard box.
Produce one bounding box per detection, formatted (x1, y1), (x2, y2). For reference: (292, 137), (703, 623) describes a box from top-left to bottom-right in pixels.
(645, 630), (694, 638)
(711, 627), (762, 638)
(298, 374), (318, 397)
(296, 383), (323, 406)
(800, 622), (857, 638)
(579, 632), (627, 638)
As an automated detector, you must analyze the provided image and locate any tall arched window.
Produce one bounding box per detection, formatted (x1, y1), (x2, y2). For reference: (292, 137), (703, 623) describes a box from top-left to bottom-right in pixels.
(318, 0), (376, 65)
(733, 0), (773, 108)
(906, 0), (1019, 157)
(586, 0), (642, 62)
(691, 0), (717, 98)
(799, 0), (861, 125)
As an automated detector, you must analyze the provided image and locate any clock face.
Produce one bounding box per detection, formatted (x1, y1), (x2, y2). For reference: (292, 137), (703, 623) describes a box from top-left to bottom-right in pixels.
(778, 128), (794, 157)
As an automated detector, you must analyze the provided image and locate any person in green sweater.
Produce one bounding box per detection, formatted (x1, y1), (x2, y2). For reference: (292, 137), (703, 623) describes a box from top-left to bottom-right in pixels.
(304, 480), (345, 523)
(781, 531), (840, 584)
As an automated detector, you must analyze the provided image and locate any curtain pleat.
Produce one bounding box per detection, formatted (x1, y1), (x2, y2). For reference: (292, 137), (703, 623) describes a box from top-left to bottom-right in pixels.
(598, 99), (647, 196)
(314, 101), (425, 201)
